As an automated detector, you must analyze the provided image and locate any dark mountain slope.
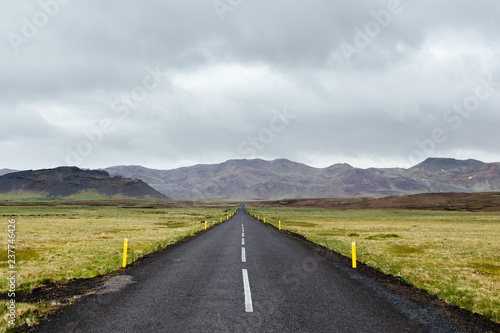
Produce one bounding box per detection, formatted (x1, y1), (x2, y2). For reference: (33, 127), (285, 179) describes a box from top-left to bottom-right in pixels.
(0, 167), (169, 199)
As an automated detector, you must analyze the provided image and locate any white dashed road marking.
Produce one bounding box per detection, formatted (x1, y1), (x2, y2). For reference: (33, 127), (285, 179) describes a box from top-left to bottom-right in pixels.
(242, 269), (253, 312)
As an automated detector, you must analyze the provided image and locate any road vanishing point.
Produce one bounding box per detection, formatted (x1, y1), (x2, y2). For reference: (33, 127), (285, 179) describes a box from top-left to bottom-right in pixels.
(35, 204), (463, 332)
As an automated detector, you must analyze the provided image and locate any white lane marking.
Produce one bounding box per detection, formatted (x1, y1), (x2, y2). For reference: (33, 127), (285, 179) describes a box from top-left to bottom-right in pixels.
(242, 247), (246, 262)
(242, 269), (253, 312)
(242, 238), (245, 246)
(242, 232), (245, 238)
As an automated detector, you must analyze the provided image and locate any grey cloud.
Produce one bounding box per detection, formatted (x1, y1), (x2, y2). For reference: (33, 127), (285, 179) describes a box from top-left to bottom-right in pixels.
(1, 1), (500, 170)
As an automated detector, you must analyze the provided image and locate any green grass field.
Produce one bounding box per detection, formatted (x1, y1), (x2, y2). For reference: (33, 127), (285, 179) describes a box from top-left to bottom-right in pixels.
(2, 201), (499, 329)
(246, 205), (500, 323)
(0, 190), (167, 202)
(0, 202), (237, 331)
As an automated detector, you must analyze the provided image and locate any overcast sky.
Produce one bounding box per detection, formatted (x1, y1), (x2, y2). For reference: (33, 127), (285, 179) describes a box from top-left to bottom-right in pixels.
(1, 0), (500, 171)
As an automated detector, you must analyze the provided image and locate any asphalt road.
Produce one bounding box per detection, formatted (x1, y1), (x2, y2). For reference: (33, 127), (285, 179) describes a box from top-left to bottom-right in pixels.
(34, 204), (461, 332)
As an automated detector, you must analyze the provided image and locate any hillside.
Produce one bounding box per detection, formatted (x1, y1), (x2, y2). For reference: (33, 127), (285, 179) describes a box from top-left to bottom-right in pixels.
(0, 167), (169, 199)
(254, 192), (500, 212)
(105, 158), (500, 200)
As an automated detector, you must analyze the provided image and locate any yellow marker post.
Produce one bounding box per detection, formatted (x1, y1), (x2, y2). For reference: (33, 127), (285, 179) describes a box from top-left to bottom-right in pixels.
(279, 221), (281, 230)
(352, 242), (357, 269)
(263, 218), (265, 223)
(122, 238), (128, 268)
(220, 217), (222, 223)
(205, 221), (207, 230)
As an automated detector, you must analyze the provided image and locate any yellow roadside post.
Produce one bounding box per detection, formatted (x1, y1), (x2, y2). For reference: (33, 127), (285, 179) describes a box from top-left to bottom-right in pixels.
(263, 218), (265, 223)
(205, 221), (207, 230)
(122, 238), (128, 268)
(352, 242), (357, 269)
(220, 217), (222, 223)
(279, 221), (281, 230)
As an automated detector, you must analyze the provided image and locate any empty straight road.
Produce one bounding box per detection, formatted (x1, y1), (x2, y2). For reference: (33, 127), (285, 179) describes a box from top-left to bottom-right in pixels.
(34, 204), (460, 332)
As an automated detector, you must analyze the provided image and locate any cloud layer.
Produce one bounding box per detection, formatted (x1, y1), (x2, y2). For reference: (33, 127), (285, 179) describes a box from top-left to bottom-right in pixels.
(2, 0), (500, 170)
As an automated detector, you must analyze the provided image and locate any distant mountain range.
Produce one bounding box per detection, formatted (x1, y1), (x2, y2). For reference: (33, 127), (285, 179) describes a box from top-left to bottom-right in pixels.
(102, 158), (500, 200)
(0, 167), (168, 199)
(2, 158), (499, 201)
(0, 169), (17, 176)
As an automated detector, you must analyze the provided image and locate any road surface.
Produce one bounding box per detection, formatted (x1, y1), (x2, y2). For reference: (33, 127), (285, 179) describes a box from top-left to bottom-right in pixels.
(34, 204), (460, 332)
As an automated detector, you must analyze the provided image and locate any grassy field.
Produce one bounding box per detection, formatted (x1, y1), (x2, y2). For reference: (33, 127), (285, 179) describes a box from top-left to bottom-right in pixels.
(0, 202), (237, 331)
(0, 190), (165, 202)
(246, 205), (500, 323)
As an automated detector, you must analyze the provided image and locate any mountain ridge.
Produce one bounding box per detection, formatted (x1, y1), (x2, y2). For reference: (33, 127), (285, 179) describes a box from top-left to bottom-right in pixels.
(0, 167), (169, 199)
(2, 158), (498, 201)
(104, 157), (500, 200)
(0, 169), (17, 176)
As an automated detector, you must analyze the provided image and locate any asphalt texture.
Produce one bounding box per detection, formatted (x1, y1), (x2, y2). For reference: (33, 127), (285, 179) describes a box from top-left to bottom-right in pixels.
(34, 204), (462, 332)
